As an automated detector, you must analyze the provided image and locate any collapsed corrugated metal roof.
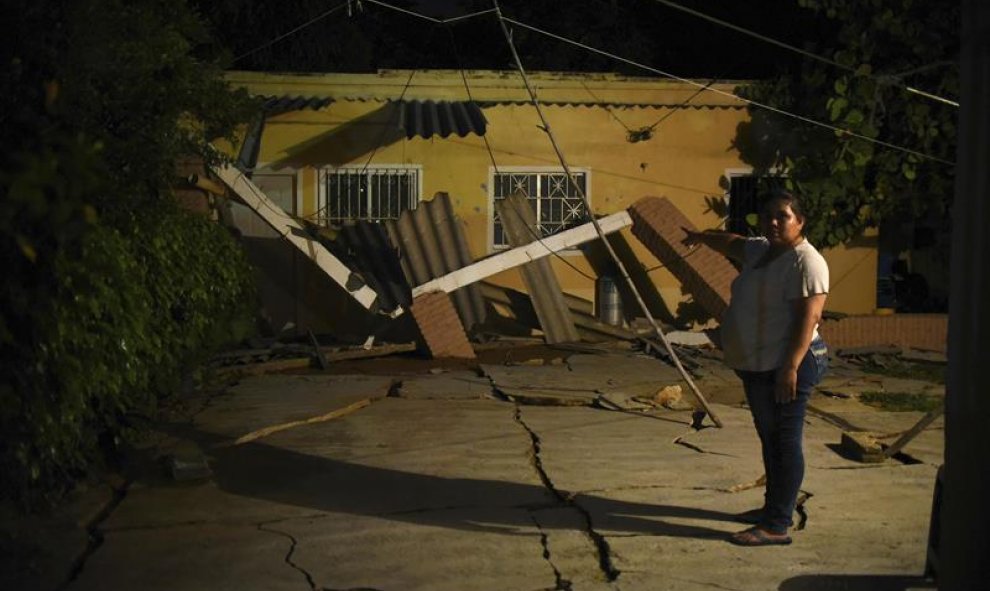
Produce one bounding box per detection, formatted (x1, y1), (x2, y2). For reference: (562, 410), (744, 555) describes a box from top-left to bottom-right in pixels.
(385, 193), (487, 334)
(397, 100), (487, 139)
(495, 192), (579, 345)
(325, 221), (411, 315)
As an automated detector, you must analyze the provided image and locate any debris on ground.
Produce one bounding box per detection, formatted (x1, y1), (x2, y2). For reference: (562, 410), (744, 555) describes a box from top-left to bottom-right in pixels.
(211, 341), (418, 377)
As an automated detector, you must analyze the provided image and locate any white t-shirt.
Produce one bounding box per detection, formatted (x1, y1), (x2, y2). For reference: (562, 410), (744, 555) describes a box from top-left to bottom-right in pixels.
(720, 237), (829, 372)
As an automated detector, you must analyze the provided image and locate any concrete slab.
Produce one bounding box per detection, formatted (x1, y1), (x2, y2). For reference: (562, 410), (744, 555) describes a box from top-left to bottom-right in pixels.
(50, 350), (942, 591)
(194, 374), (393, 440)
(483, 353), (684, 406)
(398, 371), (494, 400)
(68, 523), (303, 591)
(282, 510), (556, 591)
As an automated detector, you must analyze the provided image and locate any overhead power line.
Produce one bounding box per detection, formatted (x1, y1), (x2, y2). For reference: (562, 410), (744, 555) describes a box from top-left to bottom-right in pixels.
(233, 1), (351, 64)
(352, 0), (951, 165)
(501, 17), (953, 166)
(362, 0), (496, 24)
(492, 0), (723, 429)
(648, 0), (959, 108)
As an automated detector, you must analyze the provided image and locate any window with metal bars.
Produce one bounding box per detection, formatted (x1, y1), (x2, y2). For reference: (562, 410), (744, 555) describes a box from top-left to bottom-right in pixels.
(727, 174), (786, 235)
(491, 169), (589, 249)
(320, 167), (420, 225)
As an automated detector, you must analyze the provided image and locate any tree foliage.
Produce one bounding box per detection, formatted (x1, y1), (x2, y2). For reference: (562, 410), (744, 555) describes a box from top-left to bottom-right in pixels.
(1, 0), (257, 507)
(734, 0), (958, 247)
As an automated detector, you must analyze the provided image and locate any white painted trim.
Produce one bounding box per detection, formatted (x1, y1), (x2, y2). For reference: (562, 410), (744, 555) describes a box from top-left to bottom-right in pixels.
(214, 165), (382, 311)
(414, 210), (631, 297)
(252, 162), (301, 216)
(722, 167), (787, 230)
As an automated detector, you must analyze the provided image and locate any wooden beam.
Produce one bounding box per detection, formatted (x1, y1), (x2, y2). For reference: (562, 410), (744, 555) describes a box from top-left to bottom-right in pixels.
(412, 210), (632, 297)
(213, 165), (383, 313)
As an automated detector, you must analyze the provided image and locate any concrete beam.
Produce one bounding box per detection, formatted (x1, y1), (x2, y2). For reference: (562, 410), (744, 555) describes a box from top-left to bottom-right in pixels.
(213, 165), (383, 313)
(412, 210), (632, 297)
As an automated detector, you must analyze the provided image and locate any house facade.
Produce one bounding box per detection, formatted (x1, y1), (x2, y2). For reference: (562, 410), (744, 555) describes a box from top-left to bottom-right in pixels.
(223, 69), (879, 336)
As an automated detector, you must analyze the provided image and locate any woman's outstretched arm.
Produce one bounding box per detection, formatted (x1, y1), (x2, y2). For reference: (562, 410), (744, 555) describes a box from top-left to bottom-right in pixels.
(681, 227), (748, 262)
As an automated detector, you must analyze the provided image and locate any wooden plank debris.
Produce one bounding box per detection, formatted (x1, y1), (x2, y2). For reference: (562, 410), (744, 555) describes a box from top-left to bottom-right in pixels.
(840, 407), (943, 462)
(232, 399), (373, 445)
(214, 342), (418, 377)
(480, 281), (638, 342)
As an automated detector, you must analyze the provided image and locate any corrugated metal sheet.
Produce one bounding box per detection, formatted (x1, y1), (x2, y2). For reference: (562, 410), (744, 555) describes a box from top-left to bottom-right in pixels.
(260, 95), (333, 115)
(385, 193), (487, 334)
(328, 221), (411, 314)
(397, 100), (487, 139)
(495, 192), (580, 344)
(474, 101), (745, 110)
(331, 97), (743, 109)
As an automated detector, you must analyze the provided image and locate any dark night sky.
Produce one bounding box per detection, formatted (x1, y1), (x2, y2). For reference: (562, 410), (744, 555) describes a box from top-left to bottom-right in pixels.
(406, 0), (832, 78)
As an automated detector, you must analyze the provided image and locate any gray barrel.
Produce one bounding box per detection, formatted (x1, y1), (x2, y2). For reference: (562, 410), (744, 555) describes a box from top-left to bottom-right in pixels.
(596, 276), (623, 326)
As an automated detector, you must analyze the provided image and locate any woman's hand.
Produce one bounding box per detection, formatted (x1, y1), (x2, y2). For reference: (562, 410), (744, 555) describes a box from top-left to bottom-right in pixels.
(682, 227), (704, 247)
(775, 366), (798, 403)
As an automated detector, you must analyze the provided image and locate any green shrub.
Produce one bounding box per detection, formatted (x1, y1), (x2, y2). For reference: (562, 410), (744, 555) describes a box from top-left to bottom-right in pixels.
(1, 200), (255, 507)
(0, 0), (256, 508)
(859, 391), (943, 413)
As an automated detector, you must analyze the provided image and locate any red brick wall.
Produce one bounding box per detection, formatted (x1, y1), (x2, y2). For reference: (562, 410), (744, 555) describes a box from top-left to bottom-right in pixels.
(409, 291), (476, 359)
(819, 314), (948, 353)
(628, 197), (737, 321)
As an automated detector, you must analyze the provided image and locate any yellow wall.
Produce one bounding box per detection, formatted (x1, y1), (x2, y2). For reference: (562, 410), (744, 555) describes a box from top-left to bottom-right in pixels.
(231, 70), (878, 324)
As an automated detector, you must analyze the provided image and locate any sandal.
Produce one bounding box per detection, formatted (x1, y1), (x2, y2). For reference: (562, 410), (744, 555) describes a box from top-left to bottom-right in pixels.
(729, 526), (792, 546)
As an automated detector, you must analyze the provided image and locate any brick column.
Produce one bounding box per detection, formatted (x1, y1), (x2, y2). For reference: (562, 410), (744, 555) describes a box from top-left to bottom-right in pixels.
(628, 196), (738, 321)
(409, 291), (476, 359)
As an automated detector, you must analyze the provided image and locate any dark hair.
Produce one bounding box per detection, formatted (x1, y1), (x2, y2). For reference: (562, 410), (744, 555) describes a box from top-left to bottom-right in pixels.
(761, 189), (806, 222)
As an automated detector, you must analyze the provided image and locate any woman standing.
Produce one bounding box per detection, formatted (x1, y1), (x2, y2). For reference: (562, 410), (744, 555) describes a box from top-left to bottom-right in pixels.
(683, 190), (829, 546)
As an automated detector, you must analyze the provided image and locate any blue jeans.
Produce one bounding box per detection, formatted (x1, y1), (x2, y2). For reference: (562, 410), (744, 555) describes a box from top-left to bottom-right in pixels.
(735, 338), (828, 534)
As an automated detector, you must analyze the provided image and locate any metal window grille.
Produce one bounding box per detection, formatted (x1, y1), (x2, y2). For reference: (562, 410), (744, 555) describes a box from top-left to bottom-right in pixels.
(727, 175), (786, 236)
(492, 171), (588, 248)
(321, 167), (419, 225)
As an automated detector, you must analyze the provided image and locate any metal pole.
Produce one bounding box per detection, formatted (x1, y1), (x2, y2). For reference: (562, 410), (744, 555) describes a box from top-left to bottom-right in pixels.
(491, 0), (722, 428)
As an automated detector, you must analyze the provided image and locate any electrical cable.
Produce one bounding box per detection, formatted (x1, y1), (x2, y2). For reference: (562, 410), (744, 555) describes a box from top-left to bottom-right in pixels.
(502, 16), (954, 166)
(362, 0), (496, 24)
(355, 0), (953, 165)
(445, 25), (597, 282)
(305, 24), (437, 224)
(492, 0), (723, 428)
(232, 1), (351, 64)
(647, 0), (959, 108)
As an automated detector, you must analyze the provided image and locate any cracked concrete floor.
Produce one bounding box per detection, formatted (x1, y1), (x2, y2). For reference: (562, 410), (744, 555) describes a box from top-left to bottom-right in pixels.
(64, 353), (941, 591)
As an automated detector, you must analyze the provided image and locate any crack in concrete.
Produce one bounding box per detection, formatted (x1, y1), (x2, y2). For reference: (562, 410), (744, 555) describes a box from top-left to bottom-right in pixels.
(672, 436), (738, 458)
(58, 480), (130, 590)
(382, 504), (495, 516)
(529, 514), (574, 591)
(102, 512), (332, 533)
(257, 521), (318, 591)
(512, 405), (621, 583)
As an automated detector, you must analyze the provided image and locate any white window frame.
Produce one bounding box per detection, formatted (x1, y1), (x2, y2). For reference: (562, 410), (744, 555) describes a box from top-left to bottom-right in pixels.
(318, 164), (423, 226)
(723, 167), (786, 235)
(487, 166), (592, 253)
(253, 163), (304, 216)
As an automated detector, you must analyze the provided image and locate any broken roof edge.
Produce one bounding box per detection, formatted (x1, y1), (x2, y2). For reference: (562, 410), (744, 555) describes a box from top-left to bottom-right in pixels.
(227, 69), (751, 108)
